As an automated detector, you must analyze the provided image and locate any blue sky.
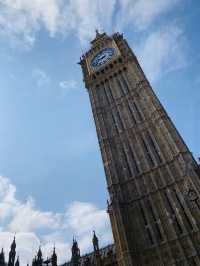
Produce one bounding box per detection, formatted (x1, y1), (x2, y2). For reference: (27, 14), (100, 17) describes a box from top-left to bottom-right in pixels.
(0, 0), (199, 264)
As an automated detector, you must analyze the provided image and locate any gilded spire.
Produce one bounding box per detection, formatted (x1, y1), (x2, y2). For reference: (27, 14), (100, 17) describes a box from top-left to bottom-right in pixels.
(92, 231), (99, 253)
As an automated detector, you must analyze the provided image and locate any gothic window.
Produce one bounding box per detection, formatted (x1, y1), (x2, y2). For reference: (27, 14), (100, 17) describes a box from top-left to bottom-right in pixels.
(116, 77), (126, 96)
(129, 100), (143, 122)
(127, 103), (137, 125)
(105, 112), (116, 136)
(146, 199), (163, 242)
(91, 86), (99, 106)
(96, 84), (109, 107)
(164, 191), (183, 235)
(120, 73), (129, 93)
(121, 148), (132, 178)
(169, 162), (181, 181)
(105, 80), (114, 103)
(141, 137), (155, 167)
(146, 132), (163, 164)
(158, 170), (166, 187)
(110, 77), (121, 99)
(99, 113), (108, 138)
(174, 191), (194, 231)
(133, 101), (143, 121)
(96, 85), (103, 106)
(128, 145), (140, 176)
(109, 139), (122, 180)
(162, 166), (173, 184)
(138, 177), (147, 195)
(139, 203), (154, 246)
(183, 182), (200, 212)
(112, 109), (124, 132)
(103, 83), (110, 105)
(130, 181), (140, 199)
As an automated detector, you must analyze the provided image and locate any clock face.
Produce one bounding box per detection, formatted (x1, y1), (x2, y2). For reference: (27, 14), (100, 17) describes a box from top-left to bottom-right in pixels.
(91, 48), (115, 67)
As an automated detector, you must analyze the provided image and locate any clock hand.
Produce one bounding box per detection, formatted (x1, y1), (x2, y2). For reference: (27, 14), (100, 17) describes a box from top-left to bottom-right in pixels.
(98, 54), (107, 60)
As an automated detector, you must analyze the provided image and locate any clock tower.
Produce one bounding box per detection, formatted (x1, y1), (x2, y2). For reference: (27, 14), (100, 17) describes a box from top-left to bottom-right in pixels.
(79, 31), (200, 265)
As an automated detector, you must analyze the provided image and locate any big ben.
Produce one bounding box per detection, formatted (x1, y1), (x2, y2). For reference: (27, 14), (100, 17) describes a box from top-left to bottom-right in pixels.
(79, 31), (200, 265)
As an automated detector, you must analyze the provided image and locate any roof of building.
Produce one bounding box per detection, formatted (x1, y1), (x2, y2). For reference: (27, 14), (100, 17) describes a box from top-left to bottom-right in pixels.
(63, 244), (116, 266)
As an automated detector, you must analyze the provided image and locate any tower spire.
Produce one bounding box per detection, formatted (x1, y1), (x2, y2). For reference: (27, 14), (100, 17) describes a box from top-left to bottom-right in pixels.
(0, 248), (5, 266)
(71, 239), (80, 266)
(37, 246), (43, 266)
(51, 245), (57, 266)
(8, 237), (16, 266)
(92, 231), (99, 254)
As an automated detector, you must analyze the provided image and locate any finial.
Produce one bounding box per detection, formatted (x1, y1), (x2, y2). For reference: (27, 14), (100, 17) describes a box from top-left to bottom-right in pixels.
(95, 29), (100, 37)
(92, 230), (99, 253)
(93, 230), (98, 241)
(53, 244), (56, 254)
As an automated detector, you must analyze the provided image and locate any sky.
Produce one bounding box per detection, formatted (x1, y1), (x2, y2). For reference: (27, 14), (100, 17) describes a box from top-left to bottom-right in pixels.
(0, 0), (199, 265)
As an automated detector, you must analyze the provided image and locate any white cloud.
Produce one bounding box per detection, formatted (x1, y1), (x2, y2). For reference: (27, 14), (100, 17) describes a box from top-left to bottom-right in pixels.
(136, 24), (187, 81)
(0, 0), (116, 46)
(8, 199), (61, 233)
(59, 0), (116, 43)
(0, 176), (112, 265)
(65, 201), (110, 236)
(0, 0), (186, 83)
(32, 69), (50, 87)
(59, 80), (77, 90)
(117, 0), (180, 31)
(0, 0), (60, 47)
(0, 0), (182, 46)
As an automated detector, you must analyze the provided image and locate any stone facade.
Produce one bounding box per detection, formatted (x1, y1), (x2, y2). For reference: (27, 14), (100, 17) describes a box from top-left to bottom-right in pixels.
(79, 31), (200, 265)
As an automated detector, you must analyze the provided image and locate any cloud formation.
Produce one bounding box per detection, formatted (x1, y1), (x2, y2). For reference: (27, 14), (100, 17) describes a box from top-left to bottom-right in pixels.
(0, 0), (187, 82)
(0, 0), (181, 45)
(136, 24), (187, 81)
(59, 80), (78, 95)
(32, 69), (51, 87)
(0, 176), (112, 265)
(117, 0), (179, 31)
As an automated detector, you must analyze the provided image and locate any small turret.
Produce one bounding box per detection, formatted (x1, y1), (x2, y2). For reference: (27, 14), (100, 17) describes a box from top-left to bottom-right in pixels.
(71, 239), (80, 266)
(8, 237), (16, 266)
(32, 256), (37, 266)
(51, 246), (57, 266)
(92, 231), (99, 253)
(15, 256), (19, 266)
(0, 248), (5, 266)
(37, 247), (43, 266)
(92, 232), (101, 265)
